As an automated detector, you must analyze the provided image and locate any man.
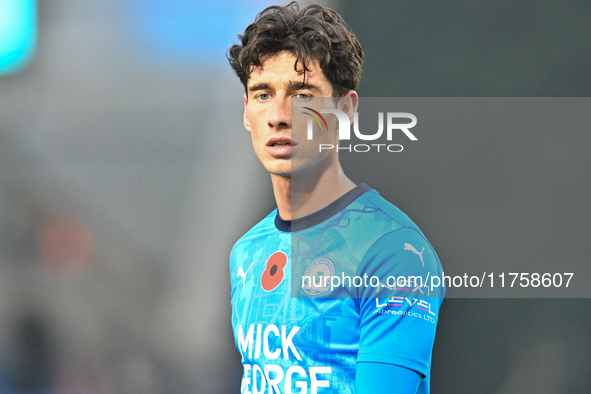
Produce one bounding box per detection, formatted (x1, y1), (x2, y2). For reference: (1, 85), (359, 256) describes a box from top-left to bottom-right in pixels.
(227, 3), (444, 393)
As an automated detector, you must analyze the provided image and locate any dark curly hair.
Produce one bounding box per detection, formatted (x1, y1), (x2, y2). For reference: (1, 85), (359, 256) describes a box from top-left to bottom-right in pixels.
(227, 2), (363, 97)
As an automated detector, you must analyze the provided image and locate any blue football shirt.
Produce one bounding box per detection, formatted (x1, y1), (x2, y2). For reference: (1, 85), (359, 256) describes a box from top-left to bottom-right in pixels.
(230, 183), (444, 394)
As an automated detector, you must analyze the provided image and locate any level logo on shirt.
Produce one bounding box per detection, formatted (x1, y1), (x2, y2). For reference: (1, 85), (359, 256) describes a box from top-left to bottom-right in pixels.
(261, 251), (287, 291)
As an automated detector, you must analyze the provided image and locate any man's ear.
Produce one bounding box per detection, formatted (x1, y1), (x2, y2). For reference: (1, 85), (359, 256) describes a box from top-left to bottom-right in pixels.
(341, 90), (359, 123)
(243, 94), (252, 132)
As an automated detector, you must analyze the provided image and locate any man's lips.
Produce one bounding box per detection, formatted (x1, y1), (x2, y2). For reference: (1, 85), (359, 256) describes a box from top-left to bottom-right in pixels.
(266, 137), (296, 156)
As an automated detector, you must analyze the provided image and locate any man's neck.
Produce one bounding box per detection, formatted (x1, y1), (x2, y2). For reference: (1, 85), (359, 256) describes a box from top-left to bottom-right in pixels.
(271, 162), (355, 221)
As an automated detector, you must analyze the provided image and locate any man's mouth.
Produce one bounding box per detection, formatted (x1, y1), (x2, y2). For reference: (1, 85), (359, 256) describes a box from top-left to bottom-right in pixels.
(267, 138), (295, 156)
(267, 138), (295, 147)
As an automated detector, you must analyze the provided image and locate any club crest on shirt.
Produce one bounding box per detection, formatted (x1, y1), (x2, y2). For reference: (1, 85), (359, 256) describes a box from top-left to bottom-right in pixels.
(261, 251), (287, 291)
(300, 258), (336, 296)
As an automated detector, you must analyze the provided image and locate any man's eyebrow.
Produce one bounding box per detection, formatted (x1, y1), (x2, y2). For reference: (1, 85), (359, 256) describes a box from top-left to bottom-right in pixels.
(248, 83), (271, 92)
(247, 81), (321, 93)
(286, 81), (320, 91)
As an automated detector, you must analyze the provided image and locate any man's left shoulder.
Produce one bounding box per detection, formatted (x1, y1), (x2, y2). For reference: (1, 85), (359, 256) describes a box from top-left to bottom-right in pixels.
(318, 187), (430, 263)
(356, 188), (423, 233)
(356, 188), (439, 264)
(355, 189), (444, 299)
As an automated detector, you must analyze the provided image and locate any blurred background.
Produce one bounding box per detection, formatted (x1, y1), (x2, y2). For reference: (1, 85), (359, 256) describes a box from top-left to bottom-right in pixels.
(0, 0), (590, 393)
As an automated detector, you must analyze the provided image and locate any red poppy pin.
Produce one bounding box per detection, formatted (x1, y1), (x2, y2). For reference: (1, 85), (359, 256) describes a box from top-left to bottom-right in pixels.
(261, 251), (287, 292)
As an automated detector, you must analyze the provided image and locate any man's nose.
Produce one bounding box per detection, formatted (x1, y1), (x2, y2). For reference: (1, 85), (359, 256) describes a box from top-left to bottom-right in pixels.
(267, 96), (291, 129)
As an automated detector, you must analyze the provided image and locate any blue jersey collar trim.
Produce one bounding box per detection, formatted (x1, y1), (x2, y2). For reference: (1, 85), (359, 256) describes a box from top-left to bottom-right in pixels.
(274, 183), (372, 232)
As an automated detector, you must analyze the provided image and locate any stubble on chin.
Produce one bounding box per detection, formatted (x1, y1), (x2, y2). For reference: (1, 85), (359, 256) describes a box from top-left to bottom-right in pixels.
(264, 161), (292, 178)
(268, 168), (292, 178)
(264, 149), (333, 179)
(266, 162), (314, 178)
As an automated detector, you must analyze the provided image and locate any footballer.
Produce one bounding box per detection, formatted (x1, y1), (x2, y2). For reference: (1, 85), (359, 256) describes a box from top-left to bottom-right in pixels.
(227, 3), (444, 393)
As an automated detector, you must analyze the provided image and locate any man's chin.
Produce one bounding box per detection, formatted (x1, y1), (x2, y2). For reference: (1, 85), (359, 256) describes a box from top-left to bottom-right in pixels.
(269, 170), (292, 178)
(266, 164), (292, 178)
(265, 154), (329, 178)
(267, 164), (313, 178)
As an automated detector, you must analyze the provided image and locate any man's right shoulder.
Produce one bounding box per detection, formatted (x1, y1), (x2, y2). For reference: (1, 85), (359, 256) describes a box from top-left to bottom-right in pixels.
(230, 209), (279, 256)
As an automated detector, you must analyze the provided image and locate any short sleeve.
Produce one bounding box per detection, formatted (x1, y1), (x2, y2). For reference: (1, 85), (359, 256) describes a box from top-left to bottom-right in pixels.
(354, 228), (444, 377)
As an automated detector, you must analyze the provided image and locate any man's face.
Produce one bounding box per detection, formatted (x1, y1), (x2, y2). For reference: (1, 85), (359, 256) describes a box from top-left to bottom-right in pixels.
(243, 51), (345, 177)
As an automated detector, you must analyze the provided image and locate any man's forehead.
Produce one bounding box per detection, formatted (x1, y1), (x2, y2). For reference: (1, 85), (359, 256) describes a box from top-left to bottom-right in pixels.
(247, 52), (323, 87)
(254, 51), (317, 72)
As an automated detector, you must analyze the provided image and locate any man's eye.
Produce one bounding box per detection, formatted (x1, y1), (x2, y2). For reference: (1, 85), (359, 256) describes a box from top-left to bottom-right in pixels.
(298, 93), (311, 99)
(257, 93), (270, 101)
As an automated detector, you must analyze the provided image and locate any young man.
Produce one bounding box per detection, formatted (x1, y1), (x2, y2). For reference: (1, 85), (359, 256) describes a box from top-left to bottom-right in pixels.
(227, 3), (444, 393)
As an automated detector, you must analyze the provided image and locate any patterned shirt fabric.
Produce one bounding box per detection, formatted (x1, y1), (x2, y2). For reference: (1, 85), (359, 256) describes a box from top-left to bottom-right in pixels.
(230, 183), (444, 394)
